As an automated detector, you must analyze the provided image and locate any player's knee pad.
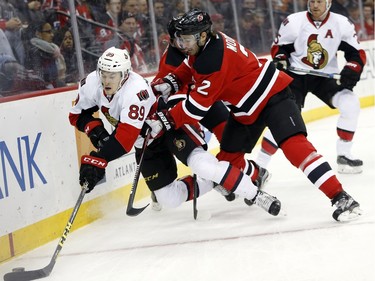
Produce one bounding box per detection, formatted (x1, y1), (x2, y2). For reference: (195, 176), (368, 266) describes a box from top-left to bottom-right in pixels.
(332, 89), (360, 120)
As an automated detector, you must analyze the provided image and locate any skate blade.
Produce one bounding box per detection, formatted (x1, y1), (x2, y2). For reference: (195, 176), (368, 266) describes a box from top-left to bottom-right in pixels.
(336, 207), (363, 222)
(337, 165), (363, 174)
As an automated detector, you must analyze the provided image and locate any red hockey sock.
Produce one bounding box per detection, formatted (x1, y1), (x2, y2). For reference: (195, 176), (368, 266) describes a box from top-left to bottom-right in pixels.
(216, 151), (246, 170)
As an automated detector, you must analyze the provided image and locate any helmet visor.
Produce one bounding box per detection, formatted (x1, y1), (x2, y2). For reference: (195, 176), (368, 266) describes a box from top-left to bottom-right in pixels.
(176, 34), (198, 49)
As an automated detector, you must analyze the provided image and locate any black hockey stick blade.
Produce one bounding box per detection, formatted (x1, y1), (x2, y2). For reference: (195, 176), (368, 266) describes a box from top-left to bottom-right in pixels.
(193, 174), (198, 220)
(3, 184), (88, 281)
(126, 202), (150, 216)
(126, 128), (151, 217)
(3, 263), (54, 281)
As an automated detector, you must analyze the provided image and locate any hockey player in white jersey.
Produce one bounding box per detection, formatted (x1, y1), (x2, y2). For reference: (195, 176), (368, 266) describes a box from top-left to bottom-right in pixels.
(256, 0), (366, 174)
(69, 47), (282, 216)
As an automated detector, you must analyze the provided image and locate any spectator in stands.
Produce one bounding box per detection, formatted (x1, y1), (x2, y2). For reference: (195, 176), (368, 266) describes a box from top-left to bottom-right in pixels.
(24, 20), (66, 88)
(331, 0), (350, 17)
(363, 2), (374, 39)
(136, 0), (153, 64)
(211, 13), (225, 33)
(0, 0), (26, 64)
(172, 0), (186, 16)
(210, 0), (235, 35)
(22, 0), (45, 25)
(121, 0), (138, 15)
(248, 9), (272, 55)
(95, 0), (121, 50)
(0, 28), (15, 57)
(347, 4), (362, 36)
(118, 12), (148, 74)
(0, 53), (47, 95)
(154, 0), (168, 34)
(54, 26), (78, 84)
(238, 11), (253, 50)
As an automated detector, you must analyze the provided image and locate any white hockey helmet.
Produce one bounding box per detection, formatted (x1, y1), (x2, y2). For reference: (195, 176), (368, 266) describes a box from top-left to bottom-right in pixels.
(98, 47), (131, 77)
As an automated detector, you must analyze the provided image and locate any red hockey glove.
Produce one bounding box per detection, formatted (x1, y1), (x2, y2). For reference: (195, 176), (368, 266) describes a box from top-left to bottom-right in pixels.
(84, 118), (110, 149)
(273, 54), (289, 71)
(151, 74), (180, 100)
(79, 151), (107, 193)
(340, 61), (362, 91)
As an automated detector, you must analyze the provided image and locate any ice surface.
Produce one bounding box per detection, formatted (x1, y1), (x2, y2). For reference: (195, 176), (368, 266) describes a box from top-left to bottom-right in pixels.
(1, 107), (374, 281)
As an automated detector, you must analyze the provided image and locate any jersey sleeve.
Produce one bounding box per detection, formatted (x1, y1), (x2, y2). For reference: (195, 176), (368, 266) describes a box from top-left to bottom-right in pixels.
(68, 73), (100, 130)
(271, 14), (299, 58)
(338, 17), (367, 66)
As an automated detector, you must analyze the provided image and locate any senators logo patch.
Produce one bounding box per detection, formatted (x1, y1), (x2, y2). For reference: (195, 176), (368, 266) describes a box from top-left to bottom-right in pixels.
(174, 139), (186, 151)
(137, 90), (150, 101)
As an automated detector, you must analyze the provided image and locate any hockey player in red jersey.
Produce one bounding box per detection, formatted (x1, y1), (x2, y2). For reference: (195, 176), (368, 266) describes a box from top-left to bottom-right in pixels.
(255, 0), (366, 174)
(69, 46), (281, 216)
(152, 16), (271, 205)
(150, 8), (362, 222)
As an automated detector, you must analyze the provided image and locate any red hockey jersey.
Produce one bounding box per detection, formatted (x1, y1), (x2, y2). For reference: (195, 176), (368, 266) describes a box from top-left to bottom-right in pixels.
(169, 32), (293, 128)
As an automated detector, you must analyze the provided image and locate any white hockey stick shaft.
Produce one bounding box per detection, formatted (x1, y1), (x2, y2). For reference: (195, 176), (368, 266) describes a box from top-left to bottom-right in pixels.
(288, 66), (341, 80)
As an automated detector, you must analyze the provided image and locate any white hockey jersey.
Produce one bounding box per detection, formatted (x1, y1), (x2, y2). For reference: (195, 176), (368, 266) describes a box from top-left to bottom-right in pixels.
(272, 11), (366, 74)
(70, 70), (156, 154)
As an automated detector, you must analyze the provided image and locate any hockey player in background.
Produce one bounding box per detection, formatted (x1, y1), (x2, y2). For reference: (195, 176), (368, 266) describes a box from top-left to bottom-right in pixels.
(69, 46), (282, 216)
(150, 8), (362, 222)
(255, 0), (366, 174)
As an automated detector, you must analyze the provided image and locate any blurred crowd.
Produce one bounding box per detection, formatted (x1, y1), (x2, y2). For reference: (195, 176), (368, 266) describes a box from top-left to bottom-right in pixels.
(0, 0), (374, 96)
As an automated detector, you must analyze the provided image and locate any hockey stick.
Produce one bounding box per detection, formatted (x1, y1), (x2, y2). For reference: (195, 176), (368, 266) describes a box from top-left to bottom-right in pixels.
(193, 174), (198, 220)
(3, 183), (89, 281)
(126, 128), (151, 217)
(288, 66), (341, 80)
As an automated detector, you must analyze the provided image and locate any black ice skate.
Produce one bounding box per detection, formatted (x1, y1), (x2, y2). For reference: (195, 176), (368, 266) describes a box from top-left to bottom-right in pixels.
(337, 155), (363, 174)
(245, 190), (281, 216)
(151, 191), (162, 211)
(244, 166), (271, 206)
(253, 165), (271, 189)
(331, 191), (362, 222)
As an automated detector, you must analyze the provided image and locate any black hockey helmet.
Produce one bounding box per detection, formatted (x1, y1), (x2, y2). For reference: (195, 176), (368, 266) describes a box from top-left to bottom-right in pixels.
(175, 9), (212, 36)
(167, 16), (182, 40)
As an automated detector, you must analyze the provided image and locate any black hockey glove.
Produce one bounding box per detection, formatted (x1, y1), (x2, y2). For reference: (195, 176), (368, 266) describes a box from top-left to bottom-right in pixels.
(84, 118), (110, 149)
(151, 73), (181, 100)
(273, 54), (289, 71)
(339, 61), (362, 91)
(79, 151), (107, 193)
(156, 110), (175, 131)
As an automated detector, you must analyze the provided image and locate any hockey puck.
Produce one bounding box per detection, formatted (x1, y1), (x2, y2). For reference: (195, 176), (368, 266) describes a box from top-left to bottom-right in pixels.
(12, 267), (25, 272)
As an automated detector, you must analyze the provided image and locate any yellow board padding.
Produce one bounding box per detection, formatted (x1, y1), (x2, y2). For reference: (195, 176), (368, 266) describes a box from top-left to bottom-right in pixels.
(0, 235), (11, 262)
(1, 96), (373, 264)
(0, 164), (193, 264)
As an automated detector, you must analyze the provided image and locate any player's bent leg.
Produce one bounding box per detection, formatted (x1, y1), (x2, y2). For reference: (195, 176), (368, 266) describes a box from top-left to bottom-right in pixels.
(187, 147), (281, 216)
(332, 89), (363, 173)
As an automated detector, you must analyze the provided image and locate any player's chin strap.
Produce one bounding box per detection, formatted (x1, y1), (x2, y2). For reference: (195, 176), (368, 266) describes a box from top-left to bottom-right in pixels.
(307, 0), (331, 21)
